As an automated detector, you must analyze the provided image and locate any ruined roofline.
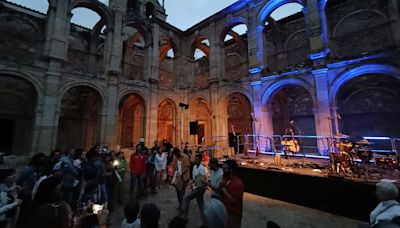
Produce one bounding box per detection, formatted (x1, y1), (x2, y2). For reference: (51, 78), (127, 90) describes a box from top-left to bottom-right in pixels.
(0, 0), (47, 18)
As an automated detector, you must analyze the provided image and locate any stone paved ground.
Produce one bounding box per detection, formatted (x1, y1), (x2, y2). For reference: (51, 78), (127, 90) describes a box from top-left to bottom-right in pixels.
(109, 183), (365, 228)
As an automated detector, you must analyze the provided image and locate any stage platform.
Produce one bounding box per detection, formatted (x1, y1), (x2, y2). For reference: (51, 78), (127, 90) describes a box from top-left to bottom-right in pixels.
(225, 153), (400, 222)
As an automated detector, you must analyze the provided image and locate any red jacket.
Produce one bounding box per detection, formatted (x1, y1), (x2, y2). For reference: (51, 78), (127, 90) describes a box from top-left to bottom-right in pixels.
(221, 175), (244, 217)
(130, 152), (147, 175)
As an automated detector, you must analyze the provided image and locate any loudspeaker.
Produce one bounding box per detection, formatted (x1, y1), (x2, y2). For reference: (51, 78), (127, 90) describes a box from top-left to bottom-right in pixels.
(189, 121), (198, 135)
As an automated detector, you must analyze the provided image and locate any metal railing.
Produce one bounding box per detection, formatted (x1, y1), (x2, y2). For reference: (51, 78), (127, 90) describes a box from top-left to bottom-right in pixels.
(198, 134), (400, 159)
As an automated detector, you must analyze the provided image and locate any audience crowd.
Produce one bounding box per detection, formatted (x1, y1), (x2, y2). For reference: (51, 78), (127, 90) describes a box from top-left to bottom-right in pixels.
(0, 139), (244, 228)
(2, 139), (399, 228)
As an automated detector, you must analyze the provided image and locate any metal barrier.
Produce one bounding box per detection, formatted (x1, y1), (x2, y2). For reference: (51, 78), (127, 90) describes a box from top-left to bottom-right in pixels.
(362, 137), (398, 156)
(236, 134), (350, 158)
(198, 134), (400, 159)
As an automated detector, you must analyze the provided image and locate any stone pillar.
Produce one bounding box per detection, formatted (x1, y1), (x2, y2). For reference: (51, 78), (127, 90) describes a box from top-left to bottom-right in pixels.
(247, 6), (263, 80)
(147, 83), (159, 144)
(208, 22), (220, 82)
(304, 0), (330, 65)
(312, 68), (333, 155)
(43, 0), (70, 60)
(34, 72), (61, 154)
(149, 23), (160, 82)
(209, 82), (220, 147)
(388, 0), (400, 46)
(102, 74), (118, 148)
(252, 85), (274, 152)
(105, 4), (125, 75)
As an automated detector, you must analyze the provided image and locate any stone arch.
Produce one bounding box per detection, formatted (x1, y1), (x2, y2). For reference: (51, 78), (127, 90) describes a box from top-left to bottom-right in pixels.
(221, 92), (254, 151)
(57, 85), (103, 151)
(125, 20), (153, 47)
(284, 29), (309, 66)
(117, 93), (147, 148)
(258, 0), (304, 25)
(69, 0), (113, 30)
(217, 17), (248, 46)
(0, 14), (44, 64)
(332, 9), (388, 37)
(268, 83), (317, 153)
(191, 36), (211, 89)
(0, 70), (44, 106)
(0, 74), (39, 155)
(58, 81), (106, 110)
(330, 64), (400, 106)
(157, 99), (177, 145)
(330, 9), (392, 57)
(335, 73), (400, 138)
(159, 36), (177, 87)
(188, 97), (212, 145)
(262, 78), (315, 108)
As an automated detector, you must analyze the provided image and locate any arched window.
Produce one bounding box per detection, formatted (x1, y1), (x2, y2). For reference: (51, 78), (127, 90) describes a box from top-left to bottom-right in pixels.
(71, 7), (101, 30)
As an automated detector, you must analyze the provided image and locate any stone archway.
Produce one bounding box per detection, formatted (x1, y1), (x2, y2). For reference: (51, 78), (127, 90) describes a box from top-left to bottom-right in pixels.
(117, 94), (146, 148)
(337, 74), (400, 138)
(189, 98), (212, 145)
(227, 93), (253, 151)
(157, 99), (176, 145)
(269, 85), (316, 154)
(0, 76), (37, 155)
(57, 86), (102, 151)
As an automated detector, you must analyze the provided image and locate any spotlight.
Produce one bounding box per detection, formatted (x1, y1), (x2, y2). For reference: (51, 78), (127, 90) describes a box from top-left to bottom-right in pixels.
(179, 103), (189, 109)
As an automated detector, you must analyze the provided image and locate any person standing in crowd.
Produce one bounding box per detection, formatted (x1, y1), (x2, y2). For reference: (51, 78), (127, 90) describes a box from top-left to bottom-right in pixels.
(122, 200), (140, 228)
(202, 198), (228, 228)
(163, 139), (173, 153)
(219, 159), (244, 228)
(140, 203), (161, 228)
(154, 147), (166, 189)
(115, 151), (127, 204)
(146, 141), (159, 194)
(208, 157), (224, 199)
(180, 154), (207, 222)
(85, 148), (107, 204)
(172, 148), (190, 210)
(129, 145), (147, 199)
(183, 142), (194, 178)
(369, 180), (400, 227)
(0, 169), (21, 227)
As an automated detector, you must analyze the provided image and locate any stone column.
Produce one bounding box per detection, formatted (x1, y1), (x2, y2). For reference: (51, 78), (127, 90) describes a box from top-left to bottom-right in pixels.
(312, 68), (333, 155)
(102, 74), (118, 148)
(104, 4), (124, 75)
(247, 6), (263, 80)
(209, 82), (220, 149)
(252, 85), (274, 152)
(34, 72), (61, 155)
(147, 82), (159, 144)
(304, 0), (330, 65)
(208, 21), (220, 82)
(43, 0), (70, 61)
(149, 23), (160, 82)
(388, 0), (400, 46)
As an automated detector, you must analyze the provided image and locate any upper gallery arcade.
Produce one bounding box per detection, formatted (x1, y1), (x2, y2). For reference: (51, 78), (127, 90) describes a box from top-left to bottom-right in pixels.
(0, 0), (399, 155)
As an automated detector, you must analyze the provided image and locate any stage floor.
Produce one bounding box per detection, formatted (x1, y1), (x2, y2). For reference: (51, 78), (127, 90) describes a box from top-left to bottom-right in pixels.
(227, 153), (400, 184)
(222, 153), (400, 221)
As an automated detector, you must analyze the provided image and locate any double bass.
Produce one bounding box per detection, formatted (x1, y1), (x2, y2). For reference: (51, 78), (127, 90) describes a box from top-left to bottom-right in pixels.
(281, 129), (300, 155)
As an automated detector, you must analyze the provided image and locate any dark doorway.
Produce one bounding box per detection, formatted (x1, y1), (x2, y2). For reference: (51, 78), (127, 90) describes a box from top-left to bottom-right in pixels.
(0, 119), (14, 154)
